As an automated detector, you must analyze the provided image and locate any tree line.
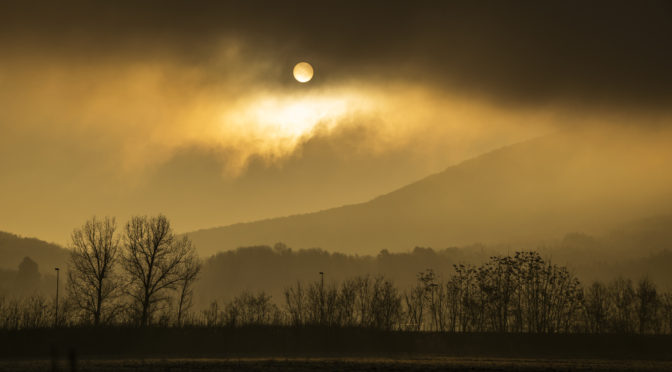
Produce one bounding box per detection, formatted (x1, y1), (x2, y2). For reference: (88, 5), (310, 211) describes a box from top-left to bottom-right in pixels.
(1, 216), (672, 334)
(195, 251), (672, 334)
(2, 215), (202, 327)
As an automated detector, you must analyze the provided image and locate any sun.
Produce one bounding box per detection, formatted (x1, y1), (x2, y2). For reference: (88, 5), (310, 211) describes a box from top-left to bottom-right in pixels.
(293, 62), (314, 83)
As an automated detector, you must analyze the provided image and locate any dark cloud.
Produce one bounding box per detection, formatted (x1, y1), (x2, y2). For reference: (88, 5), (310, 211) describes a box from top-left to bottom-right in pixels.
(2, 1), (672, 110)
(2, 0), (672, 244)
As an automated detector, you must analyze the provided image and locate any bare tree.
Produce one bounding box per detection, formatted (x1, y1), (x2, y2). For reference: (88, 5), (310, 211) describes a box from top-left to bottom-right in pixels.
(223, 291), (282, 326)
(608, 277), (637, 333)
(583, 281), (609, 333)
(337, 278), (359, 327)
(284, 281), (307, 326)
(661, 292), (672, 334)
(67, 217), (121, 325)
(636, 278), (661, 334)
(122, 214), (198, 326)
(403, 283), (426, 331)
(369, 276), (402, 331)
(354, 275), (372, 327)
(175, 253), (201, 327)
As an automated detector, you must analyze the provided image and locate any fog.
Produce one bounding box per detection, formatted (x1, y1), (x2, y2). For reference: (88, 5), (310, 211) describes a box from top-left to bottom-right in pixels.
(0, 31), (557, 243)
(1, 1), (671, 249)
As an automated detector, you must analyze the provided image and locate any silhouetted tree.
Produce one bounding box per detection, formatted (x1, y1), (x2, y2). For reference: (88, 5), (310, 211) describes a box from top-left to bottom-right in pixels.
(452, 264), (480, 332)
(584, 281), (609, 333)
(608, 277), (637, 333)
(354, 275), (372, 327)
(15, 257), (40, 295)
(223, 291), (282, 326)
(636, 278), (661, 334)
(202, 300), (221, 327)
(336, 277), (358, 327)
(478, 256), (516, 332)
(20, 295), (50, 328)
(175, 253), (201, 327)
(661, 292), (672, 334)
(403, 278), (426, 331)
(284, 281), (307, 326)
(67, 217), (121, 325)
(369, 276), (402, 330)
(122, 215), (198, 326)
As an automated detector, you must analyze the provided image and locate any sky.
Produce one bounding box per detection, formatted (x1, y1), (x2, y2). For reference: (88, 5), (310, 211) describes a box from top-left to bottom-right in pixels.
(1, 1), (672, 244)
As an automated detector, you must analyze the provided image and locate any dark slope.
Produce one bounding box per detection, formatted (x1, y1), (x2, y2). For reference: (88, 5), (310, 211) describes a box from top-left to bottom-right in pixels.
(0, 231), (69, 271)
(188, 132), (672, 257)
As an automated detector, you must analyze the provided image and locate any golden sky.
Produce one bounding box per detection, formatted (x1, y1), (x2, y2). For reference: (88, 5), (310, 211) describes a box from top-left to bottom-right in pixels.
(1, 1), (672, 244)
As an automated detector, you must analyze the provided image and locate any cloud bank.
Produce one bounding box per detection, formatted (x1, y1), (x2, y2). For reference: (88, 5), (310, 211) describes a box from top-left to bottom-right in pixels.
(1, 1), (672, 244)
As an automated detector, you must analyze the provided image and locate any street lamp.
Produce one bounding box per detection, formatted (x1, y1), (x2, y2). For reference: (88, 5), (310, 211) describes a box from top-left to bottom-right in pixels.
(429, 283), (438, 331)
(54, 267), (60, 327)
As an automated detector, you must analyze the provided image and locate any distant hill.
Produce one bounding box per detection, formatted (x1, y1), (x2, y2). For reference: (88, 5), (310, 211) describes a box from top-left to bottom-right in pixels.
(0, 231), (69, 272)
(194, 218), (672, 308)
(187, 131), (672, 257)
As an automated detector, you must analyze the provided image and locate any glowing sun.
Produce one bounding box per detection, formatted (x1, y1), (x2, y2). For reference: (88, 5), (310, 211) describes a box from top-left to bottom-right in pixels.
(293, 62), (314, 83)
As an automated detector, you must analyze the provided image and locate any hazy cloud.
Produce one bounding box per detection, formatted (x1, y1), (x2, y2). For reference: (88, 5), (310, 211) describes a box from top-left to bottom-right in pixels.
(2, 1), (672, 110)
(2, 0), (672, 244)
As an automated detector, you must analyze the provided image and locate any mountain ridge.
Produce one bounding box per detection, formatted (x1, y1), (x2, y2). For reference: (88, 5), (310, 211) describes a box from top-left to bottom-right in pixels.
(185, 131), (672, 257)
(0, 230), (69, 272)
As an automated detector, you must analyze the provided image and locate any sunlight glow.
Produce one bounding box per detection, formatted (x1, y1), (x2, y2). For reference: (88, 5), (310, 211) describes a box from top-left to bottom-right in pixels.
(223, 92), (369, 143)
(251, 97), (347, 137)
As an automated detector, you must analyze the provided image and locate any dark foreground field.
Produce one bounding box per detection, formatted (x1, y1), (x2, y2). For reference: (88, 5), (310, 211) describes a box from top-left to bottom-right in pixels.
(1, 327), (672, 371)
(2, 357), (672, 372)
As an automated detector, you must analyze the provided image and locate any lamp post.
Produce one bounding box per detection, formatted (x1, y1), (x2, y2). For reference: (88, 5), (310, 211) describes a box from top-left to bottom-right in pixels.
(54, 267), (60, 327)
(429, 283), (438, 331)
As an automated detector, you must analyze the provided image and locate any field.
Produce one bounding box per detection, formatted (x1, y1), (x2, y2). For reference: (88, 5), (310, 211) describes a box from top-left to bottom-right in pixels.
(2, 357), (672, 372)
(1, 327), (672, 371)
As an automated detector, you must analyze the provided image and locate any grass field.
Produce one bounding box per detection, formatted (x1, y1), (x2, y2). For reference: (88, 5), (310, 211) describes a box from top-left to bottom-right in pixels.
(3, 327), (672, 360)
(2, 357), (672, 372)
(2, 327), (671, 371)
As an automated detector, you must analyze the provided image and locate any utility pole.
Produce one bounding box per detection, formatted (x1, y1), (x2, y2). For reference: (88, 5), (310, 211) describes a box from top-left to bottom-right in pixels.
(54, 267), (60, 327)
(430, 283), (438, 331)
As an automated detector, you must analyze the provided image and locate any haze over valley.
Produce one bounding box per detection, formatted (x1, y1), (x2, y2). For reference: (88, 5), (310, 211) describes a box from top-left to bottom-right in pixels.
(2, 2), (672, 368)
